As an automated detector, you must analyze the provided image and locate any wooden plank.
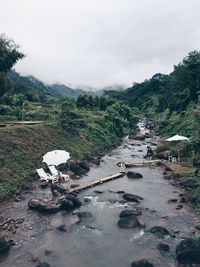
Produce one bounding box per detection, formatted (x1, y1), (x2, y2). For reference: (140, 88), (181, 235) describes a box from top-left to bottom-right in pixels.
(125, 160), (162, 167)
(68, 172), (125, 193)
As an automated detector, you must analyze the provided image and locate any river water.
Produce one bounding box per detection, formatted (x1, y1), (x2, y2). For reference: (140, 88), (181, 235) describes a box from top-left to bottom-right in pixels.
(0, 122), (197, 267)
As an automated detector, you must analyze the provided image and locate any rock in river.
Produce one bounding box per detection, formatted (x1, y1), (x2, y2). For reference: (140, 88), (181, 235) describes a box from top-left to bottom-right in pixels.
(123, 193), (143, 202)
(176, 238), (200, 264)
(131, 259), (154, 267)
(119, 209), (142, 217)
(117, 215), (141, 228)
(0, 236), (10, 254)
(28, 199), (60, 213)
(36, 263), (51, 267)
(149, 226), (170, 237)
(157, 242), (170, 252)
(127, 171), (143, 179)
(65, 194), (82, 208)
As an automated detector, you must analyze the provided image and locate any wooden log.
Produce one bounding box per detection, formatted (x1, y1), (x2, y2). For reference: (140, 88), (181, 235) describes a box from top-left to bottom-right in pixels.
(68, 172), (125, 193)
(125, 160), (162, 167)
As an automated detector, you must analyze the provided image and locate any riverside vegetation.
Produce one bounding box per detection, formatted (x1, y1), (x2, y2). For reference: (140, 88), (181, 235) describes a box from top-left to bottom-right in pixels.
(0, 34), (200, 214)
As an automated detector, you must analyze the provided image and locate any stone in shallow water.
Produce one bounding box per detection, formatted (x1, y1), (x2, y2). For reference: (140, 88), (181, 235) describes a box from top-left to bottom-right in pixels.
(176, 238), (200, 264)
(123, 193), (143, 202)
(127, 171), (143, 179)
(149, 226), (170, 237)
(157, 242), (170, 252)
(131, 259), (154, 267)
(117, 215), (141, 228)
(0, 236), (10, 254)
(65, 194), (82, 208)
(119, 209), (142, 218)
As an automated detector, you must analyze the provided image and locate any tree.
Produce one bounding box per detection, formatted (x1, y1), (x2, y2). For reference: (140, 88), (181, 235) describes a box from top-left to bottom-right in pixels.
(0, 34), (25, 72)
(0, 34), (25, 97)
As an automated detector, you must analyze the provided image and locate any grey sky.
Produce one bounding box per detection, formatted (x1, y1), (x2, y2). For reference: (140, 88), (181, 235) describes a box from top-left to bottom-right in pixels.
(1, 0), (200, 88)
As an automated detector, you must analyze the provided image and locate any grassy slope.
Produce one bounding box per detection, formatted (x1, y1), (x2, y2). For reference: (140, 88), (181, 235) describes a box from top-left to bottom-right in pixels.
(0, 123), (120, 201)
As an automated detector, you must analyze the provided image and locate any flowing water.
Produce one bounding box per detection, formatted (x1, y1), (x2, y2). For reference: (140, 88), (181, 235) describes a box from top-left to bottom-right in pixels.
(0, 122), (197, 267)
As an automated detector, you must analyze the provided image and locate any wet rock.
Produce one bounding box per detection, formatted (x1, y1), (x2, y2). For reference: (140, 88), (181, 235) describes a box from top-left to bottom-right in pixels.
(57, 224), (67, 232)
(77, 212), (93, 224)
(179, 193), (189, 203)
(84, 197), (91, 203)
(117, 215), (141, 228)
(123, 193), (143, 202)
(28, 199), (40, 210)
(70, 162), (88, 176)
(90, 157), (101, 166)
(119, 209), (142, 218)
(60, 199), (74, 211)
(116, 191), (126, 194)
(131, 259), (154, 267)
(77, 160), (90, 171)
(168, 198), (178, 203)
(36, 263), (51, 267)
(176, 238), (200, 264)
(149, 226), (170, 237)
(37, 203), (60, 213)
(65, 194), (82, 208)
(127, 171), (143, 179)
(176, 204), (183, 210)
(94, 190), (104, 194)
(157, 242), (170, 252)
(51, 184), (66, 194)
(40, 181), (48, 189)
(77, 212), (92, 219)
(0, 236), (10, 253)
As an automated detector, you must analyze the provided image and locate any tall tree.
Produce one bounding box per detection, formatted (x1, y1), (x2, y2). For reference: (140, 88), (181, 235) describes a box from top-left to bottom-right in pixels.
(0, 34), (25, 96)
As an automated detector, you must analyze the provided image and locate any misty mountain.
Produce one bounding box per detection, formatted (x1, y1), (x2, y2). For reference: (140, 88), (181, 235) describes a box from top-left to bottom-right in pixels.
(49, 84), (85, 97)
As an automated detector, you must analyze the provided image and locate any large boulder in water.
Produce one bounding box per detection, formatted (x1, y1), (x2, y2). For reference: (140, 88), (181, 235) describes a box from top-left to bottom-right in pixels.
(0, 236), (10, 254)
(127, 171), (143, 179)
(60, 199), (74, 211)
(119, 209), (142, 217)
(149, 226), (170, 237)
(123, 193), (143, 202)
(117, 215), (141, 228)
(131, 259), (154, 267)
(28, 198), (60, 213)
(37, 203), (60, 213)
(176, 238), (200, 264)
(65, 194), (82, 208)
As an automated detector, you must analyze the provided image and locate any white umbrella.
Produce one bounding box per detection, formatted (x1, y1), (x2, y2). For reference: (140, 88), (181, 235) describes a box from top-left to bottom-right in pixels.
(166, 135), (189, 142)
(42, 150), (70, 166)
(165, 135), (189, 163)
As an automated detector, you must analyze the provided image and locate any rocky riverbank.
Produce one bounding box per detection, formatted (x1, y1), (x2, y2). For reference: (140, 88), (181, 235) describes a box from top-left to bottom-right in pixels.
(0, 119), (200, 267)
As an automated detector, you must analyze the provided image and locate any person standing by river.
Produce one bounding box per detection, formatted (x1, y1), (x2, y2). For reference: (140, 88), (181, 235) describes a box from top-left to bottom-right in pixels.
(146, 146), (153, 159)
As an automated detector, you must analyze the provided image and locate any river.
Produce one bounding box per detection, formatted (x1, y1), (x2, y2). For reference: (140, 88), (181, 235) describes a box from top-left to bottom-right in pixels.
(0, 122), (197, 267)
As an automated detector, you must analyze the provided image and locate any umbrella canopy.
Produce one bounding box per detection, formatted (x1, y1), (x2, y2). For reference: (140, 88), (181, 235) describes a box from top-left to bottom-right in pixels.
(166, 134), (189, 142)
(165, 134), (189, 163)
(42, 150), (70, 166)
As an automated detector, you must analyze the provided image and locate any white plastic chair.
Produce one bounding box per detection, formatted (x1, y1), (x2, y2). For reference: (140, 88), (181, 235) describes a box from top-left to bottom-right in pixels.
(36, 168), (57, 183)
(48, 165), (69, 182)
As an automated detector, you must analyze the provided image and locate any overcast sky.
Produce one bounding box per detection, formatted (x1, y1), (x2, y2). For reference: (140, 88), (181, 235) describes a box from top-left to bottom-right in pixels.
(1, 0), (200, 88)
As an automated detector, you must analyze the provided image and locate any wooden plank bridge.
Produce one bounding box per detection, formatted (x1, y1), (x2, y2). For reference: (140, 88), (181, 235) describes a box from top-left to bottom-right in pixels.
(125, 160), (162, 168)
(68, 162), (126, 193)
